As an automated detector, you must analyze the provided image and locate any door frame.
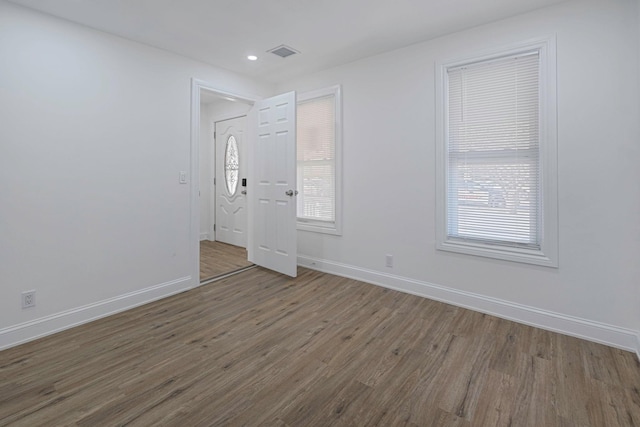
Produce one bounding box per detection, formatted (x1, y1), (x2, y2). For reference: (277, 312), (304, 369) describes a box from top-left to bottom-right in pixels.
(190, 78), (258, 288)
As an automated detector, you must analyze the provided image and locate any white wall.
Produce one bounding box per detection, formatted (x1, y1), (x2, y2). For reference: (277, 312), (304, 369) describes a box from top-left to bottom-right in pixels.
(279, 0), (640, 350)
(208, 101), (254, 123)
(0, 1), (273, 349)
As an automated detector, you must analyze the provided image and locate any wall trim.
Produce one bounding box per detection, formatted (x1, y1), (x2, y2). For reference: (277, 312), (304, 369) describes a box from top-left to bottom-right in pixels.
(200, 232), (209, 241)
(297, 255), (638, 353)
(0, 276), (191, 351)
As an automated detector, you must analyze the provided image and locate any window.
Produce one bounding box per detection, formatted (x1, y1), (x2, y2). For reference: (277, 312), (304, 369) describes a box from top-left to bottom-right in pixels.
(296, 85), (342, 235)
(224, 135), (239, 196)
(436, 38), (558, 267)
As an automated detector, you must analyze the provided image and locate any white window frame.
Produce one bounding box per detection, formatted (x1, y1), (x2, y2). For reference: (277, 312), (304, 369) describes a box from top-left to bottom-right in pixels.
(296, 85), (343, 235)
(435, 37), (558, 267)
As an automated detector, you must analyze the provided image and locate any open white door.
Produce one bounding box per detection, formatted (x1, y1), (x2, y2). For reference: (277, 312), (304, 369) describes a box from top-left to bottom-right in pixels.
(248, 91), (297, 277)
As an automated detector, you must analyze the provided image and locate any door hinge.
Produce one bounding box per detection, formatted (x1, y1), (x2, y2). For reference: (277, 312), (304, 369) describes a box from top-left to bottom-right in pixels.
(213, 224), (216, 231)
(213, 178), (216, 185)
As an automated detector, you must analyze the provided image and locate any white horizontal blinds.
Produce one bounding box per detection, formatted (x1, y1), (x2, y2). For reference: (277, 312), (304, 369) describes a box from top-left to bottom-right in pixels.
(297, 94), (336, 223)
(447, 51), (541, 248)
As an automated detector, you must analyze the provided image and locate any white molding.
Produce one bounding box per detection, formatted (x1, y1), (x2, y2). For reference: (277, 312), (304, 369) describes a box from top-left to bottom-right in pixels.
(297, 220), (341, 236)
(190, 79), (203, 289)
(297, 255), (638, 353)
(0, 276), (191, 351)
(200, 232), (209, 241)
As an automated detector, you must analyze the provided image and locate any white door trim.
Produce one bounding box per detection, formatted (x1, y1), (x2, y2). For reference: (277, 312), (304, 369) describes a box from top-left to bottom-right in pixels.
(190, 78), (258, 288)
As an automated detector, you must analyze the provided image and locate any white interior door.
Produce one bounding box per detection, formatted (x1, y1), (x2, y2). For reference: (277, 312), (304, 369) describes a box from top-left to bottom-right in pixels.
(215, 116), (247, 247)
(248, 91), (298, 277)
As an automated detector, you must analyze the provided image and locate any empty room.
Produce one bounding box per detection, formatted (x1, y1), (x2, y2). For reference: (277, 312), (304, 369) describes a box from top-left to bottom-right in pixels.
(1, 0), (640, 425)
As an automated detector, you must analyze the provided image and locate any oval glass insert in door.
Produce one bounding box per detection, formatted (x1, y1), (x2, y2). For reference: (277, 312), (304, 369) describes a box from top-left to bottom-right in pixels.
(224, 135), (239, 195)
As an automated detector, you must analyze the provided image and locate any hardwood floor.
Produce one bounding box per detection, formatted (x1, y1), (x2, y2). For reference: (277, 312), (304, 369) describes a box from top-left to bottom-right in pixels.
(1, 267), (640, 426)
(200, 240), (252, 281)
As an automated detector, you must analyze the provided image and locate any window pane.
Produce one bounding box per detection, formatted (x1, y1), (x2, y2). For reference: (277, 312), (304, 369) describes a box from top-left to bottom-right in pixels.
(447, 52), (540, 248)
(448, 156), (539, 245)
(297, 94), (336, 223)
(298, 95), (335, 162)
(298, 163), (335, 222)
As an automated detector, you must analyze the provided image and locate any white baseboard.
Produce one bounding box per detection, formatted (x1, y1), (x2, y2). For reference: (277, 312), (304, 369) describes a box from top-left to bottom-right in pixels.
(200, 232), (209, 241)
(298, 255), (638, 353)
(0, 276), (192, 351)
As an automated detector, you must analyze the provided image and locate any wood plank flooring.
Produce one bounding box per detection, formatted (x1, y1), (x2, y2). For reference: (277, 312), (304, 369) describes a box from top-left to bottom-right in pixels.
(1, 267), (640, 426)
(200, 240), (252, 281)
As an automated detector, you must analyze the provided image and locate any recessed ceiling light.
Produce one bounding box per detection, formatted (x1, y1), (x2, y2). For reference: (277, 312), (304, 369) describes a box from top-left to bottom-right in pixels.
(247, 55), (258, 61)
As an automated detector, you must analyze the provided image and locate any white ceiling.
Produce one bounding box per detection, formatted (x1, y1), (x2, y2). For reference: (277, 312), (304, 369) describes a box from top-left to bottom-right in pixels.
(9, 0), (568, 84)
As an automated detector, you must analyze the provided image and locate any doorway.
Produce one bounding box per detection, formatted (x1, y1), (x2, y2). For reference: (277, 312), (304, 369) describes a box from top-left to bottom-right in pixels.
(214, 116), (247, 248)
(199, 91), (252, 282)
(190, 79), (299, 286)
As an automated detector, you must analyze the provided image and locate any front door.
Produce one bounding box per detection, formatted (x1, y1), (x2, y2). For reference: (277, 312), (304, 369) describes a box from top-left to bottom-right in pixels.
(248, 91), (298, 277)
(215, 116), (247, 247)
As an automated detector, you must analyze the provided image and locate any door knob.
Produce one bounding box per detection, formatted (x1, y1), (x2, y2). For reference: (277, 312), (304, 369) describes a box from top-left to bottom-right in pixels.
(285, 190), (299, 197)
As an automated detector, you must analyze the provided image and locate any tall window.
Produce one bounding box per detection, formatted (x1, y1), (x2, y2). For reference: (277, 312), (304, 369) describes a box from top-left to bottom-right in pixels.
(296, 85), (342, 235)
(436, 39), (558, 267)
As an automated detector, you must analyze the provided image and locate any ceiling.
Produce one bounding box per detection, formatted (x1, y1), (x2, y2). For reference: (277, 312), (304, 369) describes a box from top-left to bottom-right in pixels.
(9, 0), (568, 84)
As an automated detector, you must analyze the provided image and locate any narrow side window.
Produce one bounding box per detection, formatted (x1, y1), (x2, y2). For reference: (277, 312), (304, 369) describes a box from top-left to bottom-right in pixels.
(297, 85), (343, 235)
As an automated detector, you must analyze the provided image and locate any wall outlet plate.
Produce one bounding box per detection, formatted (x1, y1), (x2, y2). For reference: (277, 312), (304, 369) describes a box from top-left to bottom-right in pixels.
(22, 290), (36, 309)
(385, 254), (393, 268)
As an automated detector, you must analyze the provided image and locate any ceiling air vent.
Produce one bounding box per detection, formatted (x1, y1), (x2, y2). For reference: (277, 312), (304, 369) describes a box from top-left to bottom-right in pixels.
(268, 45), (299, 58)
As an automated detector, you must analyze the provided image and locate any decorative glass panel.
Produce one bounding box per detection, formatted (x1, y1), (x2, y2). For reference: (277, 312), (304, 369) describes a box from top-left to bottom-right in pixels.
(224, 135), (239, 195)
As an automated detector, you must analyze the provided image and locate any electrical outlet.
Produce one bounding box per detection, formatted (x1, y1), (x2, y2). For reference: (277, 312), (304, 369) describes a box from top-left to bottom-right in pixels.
(21, 290), (36, 309)
(385, 254), (393, 268)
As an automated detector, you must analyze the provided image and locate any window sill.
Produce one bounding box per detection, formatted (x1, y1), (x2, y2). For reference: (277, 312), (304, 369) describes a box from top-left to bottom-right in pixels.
(437, 238), (557, 268)
(297, 220), (342, 236)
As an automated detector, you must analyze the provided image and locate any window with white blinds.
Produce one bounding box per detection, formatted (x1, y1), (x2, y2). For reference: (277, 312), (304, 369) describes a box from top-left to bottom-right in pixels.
(436, 39), (558, 267)
(296, 86), (342, 235)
